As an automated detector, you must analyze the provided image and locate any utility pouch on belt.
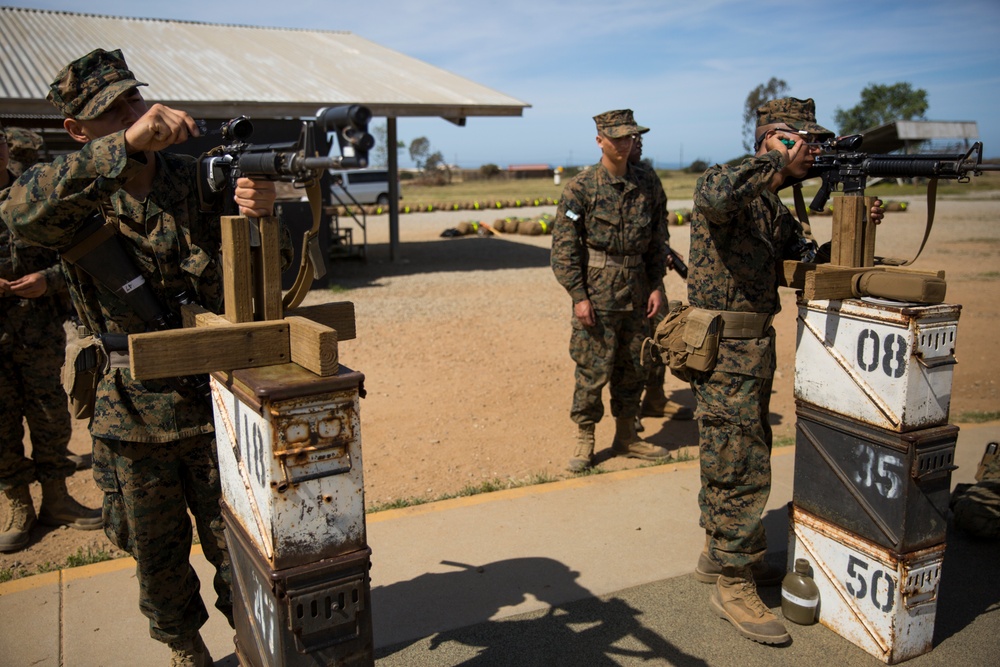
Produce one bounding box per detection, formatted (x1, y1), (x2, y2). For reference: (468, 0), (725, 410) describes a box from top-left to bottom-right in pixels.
(852, 271), (947, 305)
(62, 328), (108, 420)
(642, 303), (722, 382)
(683, 308), (722, 373)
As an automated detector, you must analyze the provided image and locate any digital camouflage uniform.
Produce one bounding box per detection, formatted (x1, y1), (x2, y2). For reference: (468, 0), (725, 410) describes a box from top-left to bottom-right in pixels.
(551, 152), (668, 425)
(0, 138), (76, 492)
(1, 49), (291, 645)
(688, 150), (809, 569)
(952, 445), (1000, 539)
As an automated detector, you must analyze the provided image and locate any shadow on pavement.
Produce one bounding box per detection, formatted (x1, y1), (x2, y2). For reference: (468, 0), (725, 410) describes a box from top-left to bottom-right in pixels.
(326, 237), (553, 288)
(373, 556), (707, 666)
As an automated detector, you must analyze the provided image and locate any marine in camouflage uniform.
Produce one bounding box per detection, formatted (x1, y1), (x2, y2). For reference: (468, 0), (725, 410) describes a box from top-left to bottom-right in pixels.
(688, 98), (883, 645)
(0, 49), (289, 663)
(551, 109), (671, 472)
(951, 443), (1000, 539)
(0, 122), (101, 554)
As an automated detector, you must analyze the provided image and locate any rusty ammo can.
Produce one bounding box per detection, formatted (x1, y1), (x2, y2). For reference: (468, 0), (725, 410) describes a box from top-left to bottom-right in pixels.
(211, 362), (373, 666)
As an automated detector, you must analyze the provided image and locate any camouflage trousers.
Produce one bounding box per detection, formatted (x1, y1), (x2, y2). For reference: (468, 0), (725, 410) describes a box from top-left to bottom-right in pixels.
(0, 312), (74, 490)
(952, 452), (1000, 539)
(569, 308), (649, 425)
(93, 432), (232, 643)
(952, 482), (1000, 539)
(691, 370), (773, 569)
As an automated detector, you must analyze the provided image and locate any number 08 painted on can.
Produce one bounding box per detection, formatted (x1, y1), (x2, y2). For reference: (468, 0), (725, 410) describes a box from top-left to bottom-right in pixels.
(857, 328), (907, 378)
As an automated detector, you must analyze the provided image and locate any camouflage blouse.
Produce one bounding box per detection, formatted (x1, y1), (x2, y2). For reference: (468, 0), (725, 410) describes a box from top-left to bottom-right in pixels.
(551, 162), (668, 312)
(1, 130), (289, 443)
(688, 151), (807, 377)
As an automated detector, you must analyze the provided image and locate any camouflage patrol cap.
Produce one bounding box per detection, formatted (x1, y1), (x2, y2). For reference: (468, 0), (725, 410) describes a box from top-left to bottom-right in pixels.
(5, 126), (45, 173)
(756, 97), (833, 138)
(46, 48), (147, 120)
(593, 109), (650, 138)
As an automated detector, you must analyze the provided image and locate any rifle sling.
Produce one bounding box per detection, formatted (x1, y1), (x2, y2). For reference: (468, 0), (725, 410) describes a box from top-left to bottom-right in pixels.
(281, 178), (323, 310)
(792, 184), (811, 238)
(879, 178), (937, 267)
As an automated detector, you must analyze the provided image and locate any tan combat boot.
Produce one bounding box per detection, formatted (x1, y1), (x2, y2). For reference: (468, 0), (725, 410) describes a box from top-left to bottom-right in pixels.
(711, 567), (790, 645)
(567, 424), (596, 472)
(640, 384), (694, 420)
(38, 479), (102, 530)
(168, 632), (213, 667)
(0, 485), (37, 553)
(611, 417), (671, 461)
(694, 536), (785, 585)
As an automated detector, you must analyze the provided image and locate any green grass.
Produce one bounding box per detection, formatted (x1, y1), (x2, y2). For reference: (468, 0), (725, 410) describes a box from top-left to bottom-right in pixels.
(955, 411), (1000, 424)
(395, 169), (1000, 209)
(366, 472), (561, 513)
(0, 546), (116, 583)
(774, 435), (796, 448)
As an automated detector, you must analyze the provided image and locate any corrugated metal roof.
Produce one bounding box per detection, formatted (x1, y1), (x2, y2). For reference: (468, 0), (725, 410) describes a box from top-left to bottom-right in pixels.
(861, 120), (979, 153)
(0, 7), (530, 119)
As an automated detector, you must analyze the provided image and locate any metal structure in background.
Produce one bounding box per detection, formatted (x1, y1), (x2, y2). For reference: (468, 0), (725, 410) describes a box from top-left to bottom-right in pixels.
(0, 6), (531, 265)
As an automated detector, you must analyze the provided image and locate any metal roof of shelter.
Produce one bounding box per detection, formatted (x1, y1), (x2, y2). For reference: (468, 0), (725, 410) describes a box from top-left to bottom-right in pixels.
(0, 7), (530, 121)
(0, 7), (531, 263)
(859, 120), (980, 154)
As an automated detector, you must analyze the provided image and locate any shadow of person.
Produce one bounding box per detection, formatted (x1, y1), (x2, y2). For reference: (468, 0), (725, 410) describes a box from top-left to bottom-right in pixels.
(931, 522), (1000, 645)
(374, 557), (706, 666)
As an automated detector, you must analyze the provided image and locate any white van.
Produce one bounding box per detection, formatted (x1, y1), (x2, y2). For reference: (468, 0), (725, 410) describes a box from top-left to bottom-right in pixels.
(328, 169), (399, 206)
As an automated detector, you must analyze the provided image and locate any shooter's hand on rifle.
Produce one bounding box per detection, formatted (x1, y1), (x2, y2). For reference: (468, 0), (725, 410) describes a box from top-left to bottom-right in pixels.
(233, 177), (276, 218)
(870, 198), (885, 225)
(124, 103), (200, 153)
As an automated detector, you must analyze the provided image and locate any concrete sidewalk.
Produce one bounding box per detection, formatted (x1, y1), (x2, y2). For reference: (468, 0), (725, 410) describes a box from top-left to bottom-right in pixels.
(1, 423), (997, 666)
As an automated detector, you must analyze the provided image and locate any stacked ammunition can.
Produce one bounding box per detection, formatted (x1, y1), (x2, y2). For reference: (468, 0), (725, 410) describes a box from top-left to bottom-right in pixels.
(789, 297), (960, 664)
(211, 363), (374, 666)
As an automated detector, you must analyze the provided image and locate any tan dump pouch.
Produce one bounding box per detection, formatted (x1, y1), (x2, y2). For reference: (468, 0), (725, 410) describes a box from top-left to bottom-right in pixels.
(682, 308), (722, 372)
(852, 271), (947, 305)
(62, 332), (107, 420)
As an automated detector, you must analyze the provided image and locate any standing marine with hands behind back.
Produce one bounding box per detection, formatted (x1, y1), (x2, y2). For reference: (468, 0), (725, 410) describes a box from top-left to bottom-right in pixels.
(0, 48), (289, 667)
(551, 109), (674, 473)
(687, 97), (884, 646)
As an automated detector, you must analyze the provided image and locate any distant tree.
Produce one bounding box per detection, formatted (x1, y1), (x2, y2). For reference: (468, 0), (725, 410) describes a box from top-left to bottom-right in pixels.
(686, 158), (710, 174)
(423, 150), (451, 185)
(834, 82), (929, 135)
(480, 163), (501, 179)
(408, 137), (430, 171)
(371, 122), (404, 168)
(742, 77), (789, 153)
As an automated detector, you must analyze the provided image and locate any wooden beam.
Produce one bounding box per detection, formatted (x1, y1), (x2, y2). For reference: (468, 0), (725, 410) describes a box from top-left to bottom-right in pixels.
(221, 216), (253, 323)
(256, 216), (284, 321)
(286, 316), (338, 376)
(285, 302), (357, 340)
(129, 321), (290, 380)
(782, 262), (946, 301)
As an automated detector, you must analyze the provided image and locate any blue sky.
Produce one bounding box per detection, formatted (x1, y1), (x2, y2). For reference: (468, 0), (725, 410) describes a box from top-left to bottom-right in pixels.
(10, 1), (1000, 168)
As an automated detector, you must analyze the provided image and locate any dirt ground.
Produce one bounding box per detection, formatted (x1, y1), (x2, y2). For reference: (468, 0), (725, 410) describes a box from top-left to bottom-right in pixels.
(4, 194), (999, 577)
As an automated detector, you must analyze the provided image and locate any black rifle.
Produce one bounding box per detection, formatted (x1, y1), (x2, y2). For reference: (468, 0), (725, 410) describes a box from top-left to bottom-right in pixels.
(808, 135), (1000, 212)
(195, 105), (374, 309)
(196, 105), (374, 213)
(666, 245), (688, 280)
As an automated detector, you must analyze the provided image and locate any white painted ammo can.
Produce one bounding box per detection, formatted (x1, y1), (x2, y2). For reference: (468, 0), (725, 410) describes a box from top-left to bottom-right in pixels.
(211, 363), (367, 571)
(788, 505), (943, 665)
(795, 297), (960, 432)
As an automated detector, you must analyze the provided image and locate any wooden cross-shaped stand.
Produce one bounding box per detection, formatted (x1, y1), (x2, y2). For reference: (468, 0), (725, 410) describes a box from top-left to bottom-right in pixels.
(127, 214), (354, 382)
(780, 194), (943, 298)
